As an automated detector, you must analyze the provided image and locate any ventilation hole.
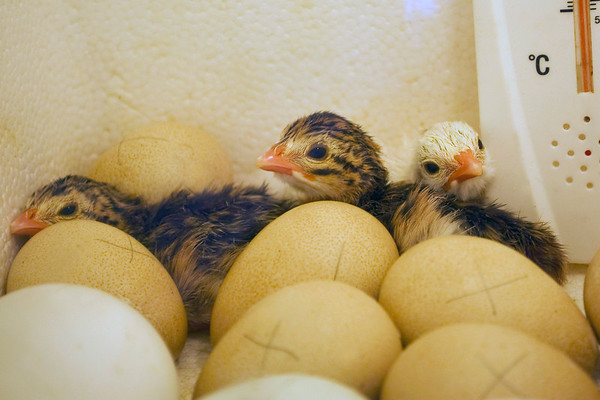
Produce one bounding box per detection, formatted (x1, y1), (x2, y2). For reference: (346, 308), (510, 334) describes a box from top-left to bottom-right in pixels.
(584, 116), (591, 122)
(579, 134), (586, 140)
(552, 160), (560, 167)
(587, 182), (594, 189)
(566, 177), (574, 183)
(563, 123), (571, 130)
(551, 140), (559, 147)
(581, 165), (588, 172)
(568, 150), (575, 156)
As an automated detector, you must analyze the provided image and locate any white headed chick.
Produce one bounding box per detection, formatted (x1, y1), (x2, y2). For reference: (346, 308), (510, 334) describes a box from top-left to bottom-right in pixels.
(414, 121), (493, 201)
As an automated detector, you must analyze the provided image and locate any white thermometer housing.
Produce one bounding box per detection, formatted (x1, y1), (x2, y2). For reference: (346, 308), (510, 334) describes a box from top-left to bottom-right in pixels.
(473, 0), (599, 263)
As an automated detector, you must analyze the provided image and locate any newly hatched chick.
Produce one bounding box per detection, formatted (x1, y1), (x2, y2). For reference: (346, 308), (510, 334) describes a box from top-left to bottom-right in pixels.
(10, 176), (296, 330)
(257, 112), (566, 284)
(414, 121), (492, 201)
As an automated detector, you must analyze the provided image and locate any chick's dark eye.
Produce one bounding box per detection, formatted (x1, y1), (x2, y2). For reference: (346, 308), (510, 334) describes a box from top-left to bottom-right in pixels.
(478, 139), (484, 150)
(59, 204), (77, 216)
(307, 144), (328, 160)
(423, 162), (440, 175)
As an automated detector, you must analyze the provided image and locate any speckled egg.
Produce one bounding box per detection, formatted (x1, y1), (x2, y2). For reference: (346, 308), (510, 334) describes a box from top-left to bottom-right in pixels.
(0, 284), (179, 400)
(6, 219), (187, 358)
(378, 235), (598, 373)
(88, 120), (233, 203)
(197, 280), (401, 399)
(210, 200), (399, 344)
(380, 323), (600, 400)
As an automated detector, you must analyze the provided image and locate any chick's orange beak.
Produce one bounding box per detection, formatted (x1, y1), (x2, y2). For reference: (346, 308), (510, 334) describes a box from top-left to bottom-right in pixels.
(443, 149), (483, 191)
(10, 208), (49, 236)
(256, 145), (314, 180)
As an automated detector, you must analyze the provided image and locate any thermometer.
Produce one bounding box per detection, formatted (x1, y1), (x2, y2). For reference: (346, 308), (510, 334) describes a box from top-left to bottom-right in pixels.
(473, 0), (599, 263)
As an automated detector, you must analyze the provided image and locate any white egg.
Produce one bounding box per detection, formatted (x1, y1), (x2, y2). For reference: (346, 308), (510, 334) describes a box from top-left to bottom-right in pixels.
(0, 283), (179, 400)
(195, 374), (369, 400)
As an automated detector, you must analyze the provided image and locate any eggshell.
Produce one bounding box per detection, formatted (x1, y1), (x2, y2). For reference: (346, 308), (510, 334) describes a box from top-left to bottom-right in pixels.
(378, 235), (598, 373)
(6, 219), (187, 358)
(380, 323), (600, 400)
(210, 200), (399, 344)
(88, 121), (233, 203)
(0, 283), (179, 400)
(583, 247), (600, 338)
(194, 374), (369, 400)
(197, 280), (401, 399)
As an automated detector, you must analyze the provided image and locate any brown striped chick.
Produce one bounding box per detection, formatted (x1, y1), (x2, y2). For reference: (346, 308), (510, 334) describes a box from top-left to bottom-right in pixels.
(10, 175), (296, 330)
(414, 121), (493, 201)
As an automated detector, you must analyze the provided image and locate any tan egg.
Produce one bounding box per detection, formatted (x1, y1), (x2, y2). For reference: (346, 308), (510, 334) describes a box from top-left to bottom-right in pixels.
(210, 201), (399, 344)
(88, 121), (233, 203)
(583, 247), (600, 338)
(381, 323), (600, 400)
(378, 235), (598, 373)
(6, 219), (187, 358)
(196, 280), (401, 399)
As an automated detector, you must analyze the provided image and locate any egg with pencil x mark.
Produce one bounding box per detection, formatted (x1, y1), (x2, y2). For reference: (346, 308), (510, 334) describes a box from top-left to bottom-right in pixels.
(381, 323), (600, 400)
(199, 280), (401, 399)
(378, 235), (598, 373)
(7, 219), (188, 358)
(210, 200), (399, 344)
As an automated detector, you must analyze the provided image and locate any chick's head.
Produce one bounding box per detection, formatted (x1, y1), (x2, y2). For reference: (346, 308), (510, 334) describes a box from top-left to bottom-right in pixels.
(10, 175), (139, 236)
(257, 111), (388, 205)
(415, 121), (492, 201)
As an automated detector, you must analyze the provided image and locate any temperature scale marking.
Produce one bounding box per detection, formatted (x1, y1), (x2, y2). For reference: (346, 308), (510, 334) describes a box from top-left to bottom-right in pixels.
(560, 0), (598, 12)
